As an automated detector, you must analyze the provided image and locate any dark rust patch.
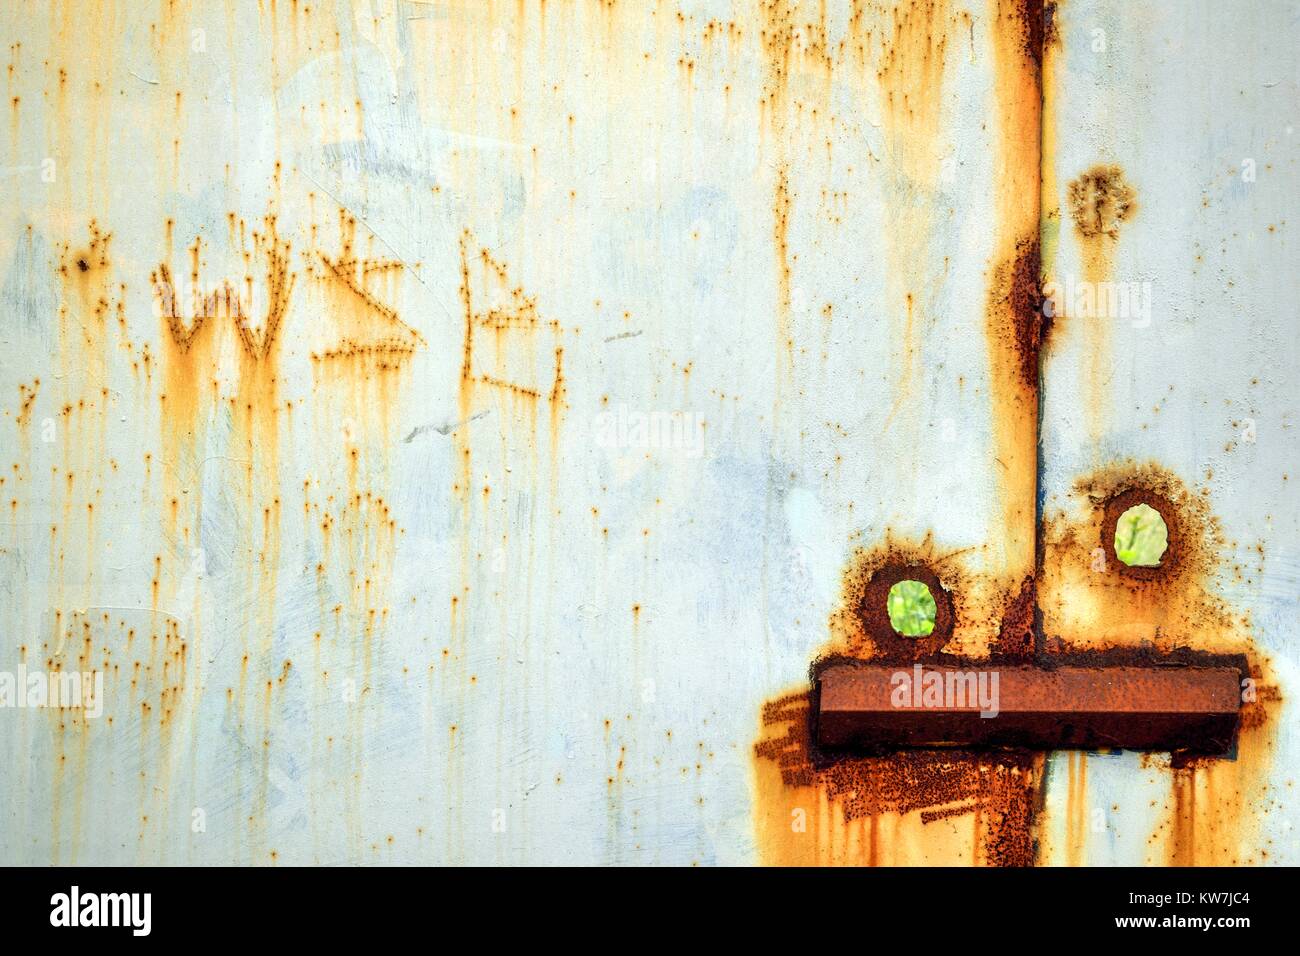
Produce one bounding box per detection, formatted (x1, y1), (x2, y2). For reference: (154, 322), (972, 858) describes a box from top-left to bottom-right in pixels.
(1060, 462), (1217, 601)
(823, 535), (1012, 663)
(1068, 164), (1135, 239)
(755, 691), (1040, 865)
(1010, 0), (1048, 71)
(859, 564), (955, 660)
(993, 574), (1037, 658)
(1043, 2), (1060, 50)
(993, 234), (1050, 392)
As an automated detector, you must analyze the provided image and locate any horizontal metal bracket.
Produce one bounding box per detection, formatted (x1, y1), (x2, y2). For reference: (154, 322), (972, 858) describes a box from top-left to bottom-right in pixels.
(816, 663), (1242, 754)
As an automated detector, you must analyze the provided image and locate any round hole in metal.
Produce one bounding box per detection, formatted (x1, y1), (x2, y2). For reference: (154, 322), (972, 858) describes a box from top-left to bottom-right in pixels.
(886, 579), (937, 637)
(1113, 502), (1169, 568)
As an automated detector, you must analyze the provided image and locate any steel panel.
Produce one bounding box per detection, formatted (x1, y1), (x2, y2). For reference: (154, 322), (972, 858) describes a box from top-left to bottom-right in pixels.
(0, 0), (1293, 867)
(1037, 0), (1298, 864)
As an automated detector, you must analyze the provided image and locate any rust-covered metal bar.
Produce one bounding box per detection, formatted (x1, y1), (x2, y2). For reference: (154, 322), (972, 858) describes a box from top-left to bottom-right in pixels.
(816, 663), (1243, 754)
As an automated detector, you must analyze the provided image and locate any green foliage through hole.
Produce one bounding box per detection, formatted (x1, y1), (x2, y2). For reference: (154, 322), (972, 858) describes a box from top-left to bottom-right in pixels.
(887, 579), (937, 637)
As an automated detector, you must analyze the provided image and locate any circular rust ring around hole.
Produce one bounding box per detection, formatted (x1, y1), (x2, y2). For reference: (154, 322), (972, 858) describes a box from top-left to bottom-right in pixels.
(1101, 488), (1180, 580)
(858, 564), (955, 660)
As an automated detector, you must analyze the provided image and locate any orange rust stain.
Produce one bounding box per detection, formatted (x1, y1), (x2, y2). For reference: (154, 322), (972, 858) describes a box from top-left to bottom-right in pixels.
(984, 0), (1046, 588)
(754, 691), (1041, 865)
(1063, 163), (1136, 444)
(1039, 462), (1246, 652)
(753, 5), (1269, 868)
(821, 533), (1026, 661)
(1154, 676), (1282, 865)
(985, 235), (1045, 582)
(50, 223), (120, 631)
(873, 2), (966, 437)
(772, 165), (794, 378)
(751, 1), (856, 416)
(309, 208), (422, 456)
(449, 228), (569, 860)
(752, 1), (1049, 867)
(1062, 750), (1087, 866)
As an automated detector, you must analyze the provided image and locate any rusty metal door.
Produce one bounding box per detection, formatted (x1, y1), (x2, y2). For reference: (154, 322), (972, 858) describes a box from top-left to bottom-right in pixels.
(0, 0), (1294, 866)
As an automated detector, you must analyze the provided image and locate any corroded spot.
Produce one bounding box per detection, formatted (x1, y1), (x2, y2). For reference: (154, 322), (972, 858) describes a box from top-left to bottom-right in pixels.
(753, 691), (1041, 866)
(1068, 165), (1135, 239)
(990, 233), (1049, 393)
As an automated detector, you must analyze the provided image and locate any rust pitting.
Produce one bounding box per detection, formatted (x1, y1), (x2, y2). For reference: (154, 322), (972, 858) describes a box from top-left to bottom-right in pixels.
(153, 215), (296, 362)
(1068, 164), (1136, 239)
(992, 574), (1037, 658)
(992, 233), (1050, 393)
(1009, 0), (1052, 72)
(825, 535), (986, 660)
(755, 689), (1041, 866)
(1036, 461), (1280, 861)
(754, 534), (1045, 864)
(858, 563), (955, 660)
(1051, 462), (1220, 604)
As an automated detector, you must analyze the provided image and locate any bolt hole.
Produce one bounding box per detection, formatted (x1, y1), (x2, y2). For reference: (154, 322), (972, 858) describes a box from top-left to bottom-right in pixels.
(886, 580), (937, 637)
(1113, 502), (1168, 567)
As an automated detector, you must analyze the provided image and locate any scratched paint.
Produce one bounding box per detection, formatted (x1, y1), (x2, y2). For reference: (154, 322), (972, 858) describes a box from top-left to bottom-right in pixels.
(0, 0), (1295, 867)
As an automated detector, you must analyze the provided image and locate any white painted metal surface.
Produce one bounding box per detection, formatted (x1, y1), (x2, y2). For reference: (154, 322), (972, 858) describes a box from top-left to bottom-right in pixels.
(0, 0), (1293, 866)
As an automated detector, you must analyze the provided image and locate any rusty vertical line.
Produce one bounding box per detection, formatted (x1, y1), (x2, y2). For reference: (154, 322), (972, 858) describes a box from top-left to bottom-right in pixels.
(986, 0), (1049, 660)
(1031, 2), (1055, 594)
(983, 0), (1049, 863)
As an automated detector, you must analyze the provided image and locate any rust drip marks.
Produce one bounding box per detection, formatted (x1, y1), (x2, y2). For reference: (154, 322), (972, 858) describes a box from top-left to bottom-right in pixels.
(235, 218), (295, 361)
(307, 210), (425, 388)
(756, 0), (834, 114)
(548, 347), (566, 408)
(58, 221), (111, 279)
(153, 261), (239, 354)
(313, 337), (418, 367)
(754, 456), (1273, 863)
(16, 378), (40, 427)
(478, 375), (540, 400)
(774, 165), (791, 312)
(875, 0), (962, 181)
(1068, 165), (1136, 240)
(154, 217), (297, 362)
(318, 251), (425, 349)
(455, 229), (566, 407)
(457, 230), (475, 394)
(773, 165), (793, 368)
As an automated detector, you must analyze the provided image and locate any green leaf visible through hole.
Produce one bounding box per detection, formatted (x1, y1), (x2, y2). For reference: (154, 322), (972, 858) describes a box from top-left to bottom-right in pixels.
(887, 579), (937, 637)
(1114, 502), (1168, 567)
